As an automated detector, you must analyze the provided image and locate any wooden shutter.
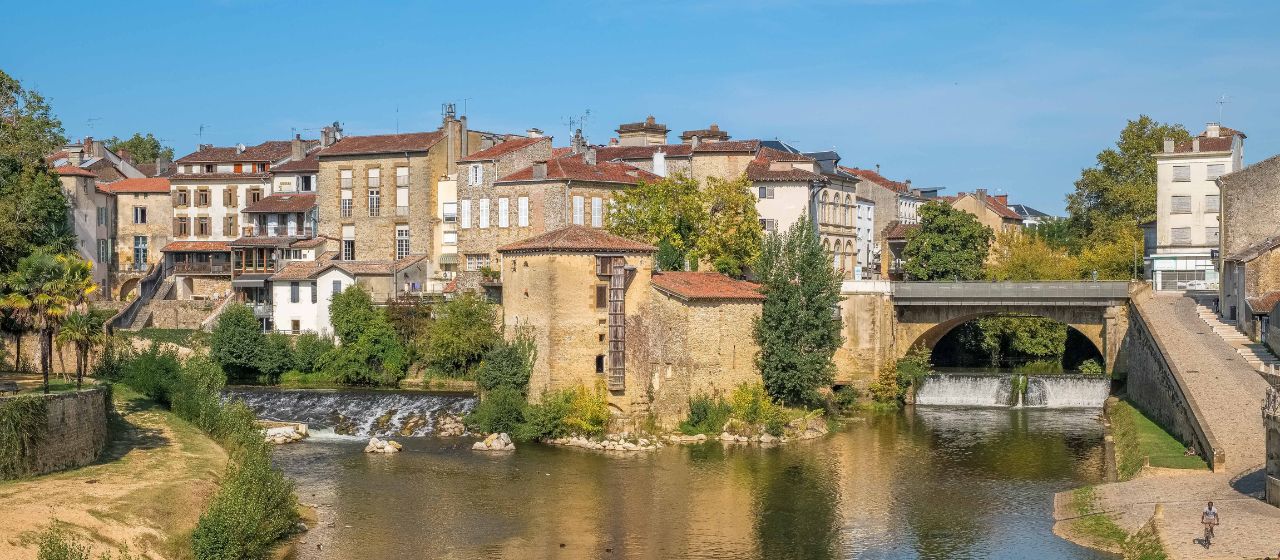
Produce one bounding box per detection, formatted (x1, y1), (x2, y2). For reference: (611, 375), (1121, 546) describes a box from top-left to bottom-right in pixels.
(172, 218), (180, 236)
(595, 285), (607, 309)
(1173, 166), (1191, 182)
(1171, 196), (1191, 214)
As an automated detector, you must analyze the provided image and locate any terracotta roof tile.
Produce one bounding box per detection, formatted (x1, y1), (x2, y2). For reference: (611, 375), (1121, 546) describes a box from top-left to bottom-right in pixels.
(99, 177), (170, 194)
(271, 151), (320, 173)
(692, 139), (760, 153)
(883, 221), (919, 240)
(497, 225), (656, 254)
(53, 165), (98, 178)
(595, 144), (693, 160)
(161, 240), (230, 252)
(175, 140), (295, 164)
(840, 166), (913, 194)
(458, 137), (547, 162)
(651, 272), (763, 302)
(1169, 125), (1245, 154)
(171, 172), (271, 181)
(1248, 291), (1280, 315)
(746, 147), (824, 182)
(290, 236), (331, 249)
(243, 193), (316, 213)
(951, 192), (1023, 220)
(318, 131), (444, 157)
(269, 252), (339, 281)
(497, 154), (661, 185)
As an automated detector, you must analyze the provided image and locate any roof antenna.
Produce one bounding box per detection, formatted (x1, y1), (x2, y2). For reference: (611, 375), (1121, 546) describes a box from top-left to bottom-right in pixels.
(1216, 94), (1231, 122)
(195, 124), (210, 144)
(395, 105), (400, 134)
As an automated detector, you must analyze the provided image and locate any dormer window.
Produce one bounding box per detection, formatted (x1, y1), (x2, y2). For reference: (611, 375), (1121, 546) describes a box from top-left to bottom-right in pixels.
(204, 164), (214, 173)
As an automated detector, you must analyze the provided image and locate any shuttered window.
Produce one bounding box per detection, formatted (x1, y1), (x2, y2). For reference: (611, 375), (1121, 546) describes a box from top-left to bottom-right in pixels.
(1206, 227), (1220, 245)
(517, 196), (529, 227)
(497, 198), (509, 228)
(572, 196), (584, 225)
(478, 199), (490, 229)
(1205, 194), (1220, 213)
(1207, 163), (1226, 180)
(595, 285), (607, 309)
(1171, 227), (1192, 245)
(459, 200), (471, 229)
(1172, 165), (1191, 182)
(591, 197), (603, 228)
(1170, 195), (1192, 214)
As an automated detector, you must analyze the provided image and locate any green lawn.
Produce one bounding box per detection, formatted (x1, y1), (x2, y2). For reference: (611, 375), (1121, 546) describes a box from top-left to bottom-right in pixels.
(1109, 399), (1208, 478)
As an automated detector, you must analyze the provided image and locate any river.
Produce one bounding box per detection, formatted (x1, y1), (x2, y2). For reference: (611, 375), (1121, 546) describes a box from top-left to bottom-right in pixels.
(257, 392), (1114, 560)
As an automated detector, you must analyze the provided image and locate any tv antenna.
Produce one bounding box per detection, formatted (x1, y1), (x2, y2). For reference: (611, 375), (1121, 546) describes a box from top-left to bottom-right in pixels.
(563, 109), (591, 139)
(195, 124), (211, 144)
(85, 117), (102, 131)
(1215, 94), (1231, 122)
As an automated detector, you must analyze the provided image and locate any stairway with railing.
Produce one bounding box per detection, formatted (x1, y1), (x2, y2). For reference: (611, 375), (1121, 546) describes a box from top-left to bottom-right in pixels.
(107, 262), (171, 332)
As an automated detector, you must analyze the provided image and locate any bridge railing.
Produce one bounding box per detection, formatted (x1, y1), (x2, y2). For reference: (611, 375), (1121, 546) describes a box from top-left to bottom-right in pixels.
(891, 281), (1131, 305)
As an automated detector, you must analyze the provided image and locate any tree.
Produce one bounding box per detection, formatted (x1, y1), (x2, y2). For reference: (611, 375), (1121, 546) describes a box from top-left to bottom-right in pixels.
(0, 158), (73, 274)
(257, 332), (294, 382)
(985, 229), (1079, 281)
(698, 175), (763, 276)
(655, 238), (685, 272)
(1, 250), (96, 393)
(754, 216), (844, 405)
(422, 293), (500, 377)
(609, 173), (706, 264)
(977, 316), (1068, 365)
(209, 303), (266, 379)
(291, 332), (334, 373)
(1077, 231), (1144, 280)
(104, 132), (173, 164)
(475, 330), (537, 393)
(320, 313), (408, 385)
(328, 285), (376, 344)
(903, 201), (993, 281)
(0, 70), (66, 167)
(55, 310), (105, 389)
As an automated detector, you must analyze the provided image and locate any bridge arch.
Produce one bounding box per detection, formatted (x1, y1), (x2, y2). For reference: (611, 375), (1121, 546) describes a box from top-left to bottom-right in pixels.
(907, 310), (1106, 369)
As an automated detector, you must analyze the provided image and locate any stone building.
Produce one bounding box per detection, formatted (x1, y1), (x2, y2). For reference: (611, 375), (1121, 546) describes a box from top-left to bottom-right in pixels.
(946, 189), (1023, 234)
(1150, 123), (1245, 292)
(1265, 380), (1280, 508)
(497, 226), (764, 426)
(615, 116), (669, 146)
(1218, 154), (1280, 327)
(454, 135), (553, 287)
(841, 166), (924, 238)
(100, 177), (172, 299)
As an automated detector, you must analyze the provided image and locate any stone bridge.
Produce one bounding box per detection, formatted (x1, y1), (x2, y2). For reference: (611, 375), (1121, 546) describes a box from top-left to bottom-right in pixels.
(892, 281), (1132, 373)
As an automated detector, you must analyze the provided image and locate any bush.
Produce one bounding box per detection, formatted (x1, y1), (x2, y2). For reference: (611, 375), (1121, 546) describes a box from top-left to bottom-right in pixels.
(0, 395), (47, 479)
(328, 286), (377, 345)
(727, 383), (788, 436)
(679, 395), (731, 435)
(210, 304), (265, 380)
(464, 386), (527, 435)
(475, 333), (536, 393)
(1078, 359), (1104, 375)
(36, 523), (139, 560)
(191, 443), (297, 560)
(170, 356), (227, 434)
(895, 345), (933, 397)
(256, 333), (294, 382)
(319, 313), (407, 386)
(290, 332), (333, 374)
(518, 384), (611, 440)
(831, 385), (859, 414)
(119, 344), (181, 406)
(422, 294), (500, 378)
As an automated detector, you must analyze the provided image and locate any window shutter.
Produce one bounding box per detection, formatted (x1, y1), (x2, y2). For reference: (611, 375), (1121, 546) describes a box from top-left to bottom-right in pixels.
(517, 196), (529, 227)
(1171, 227), (1191, 245)
(1173, 165), (1191, 182)
(1205, 195), (1220, 213)
(1171, 196), (1192, 214)
(498, 198), (509, 228)
(1206, 227), (1220, 245)
(1207, 164), (1225, 180)
(460, 200), (471, 229)
(591, 197), (603, 228)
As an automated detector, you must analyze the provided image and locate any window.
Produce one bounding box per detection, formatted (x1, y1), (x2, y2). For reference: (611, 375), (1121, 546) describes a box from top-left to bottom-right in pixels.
(248, 188), (262, 203)
(498, 198), (509, 228)
(97, 207), (108, 226)
(367, 167), (381, 188)
(174, 217), (189, 236)
(573, 196), (584, 225)
(197, 188), (210, 207)
(98, 239), (109, 263)
(591, 197), (603, 228)
(223, 188), (238, 207)
(517, 196), (529, 227)
(595, 256), (616, 275)
(1207, 163), (1226, 180)
(479, 199), (490, 229)
(760, 218), (777, 233)
(290, 282), (300, 303)
(175, 189), (189, 207)
(300, 175), (313, 192)
(459, 199), (472, 229)
(443, 231), (457, 245)
(332, 280), (342, 296)
(1205, 194), (1220, 213)
(396, 186), (409, 215)
(396, 166), (409, 187)
(342, 239), (355, 260)
(224, 214), (238, 236)
(340, 169), (353, 189)
(468, 164), (483, 186)
(595, 285), (607, 309)
(311, 282), (317, 303)
(340, 198), (353, 218)
(1170, 195), (1192, 214)
(396, 225), (410, 259)
(368, 186), (381, 216)
(204, 164), (214, 173)
(196, 217), (211, 236)
(1172, 165), (1191, 182)
(443, 202), (457, 222)
(1206, 227), (1220, 245)
(466, 253), (491, 271)
(595, 355), (606, 374)
(758, 186), (774, 200)
(1171, 227), (1192, 246)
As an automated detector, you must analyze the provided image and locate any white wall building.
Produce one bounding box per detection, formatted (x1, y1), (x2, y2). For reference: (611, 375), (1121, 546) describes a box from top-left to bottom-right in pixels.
(855, 197), (876, 278)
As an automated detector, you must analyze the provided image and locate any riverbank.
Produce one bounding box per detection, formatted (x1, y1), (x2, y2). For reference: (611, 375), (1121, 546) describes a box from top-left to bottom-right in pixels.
(0, 385), (227, 558)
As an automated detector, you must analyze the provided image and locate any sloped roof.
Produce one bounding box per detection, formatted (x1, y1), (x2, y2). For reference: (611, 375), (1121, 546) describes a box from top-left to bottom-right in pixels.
(951, 192), (1023, 220)
(1167, 125), (1245, 154)
(53, 165), (98, 178)
(243, 193), (316, 213)
(269, 251), (339, 281)
(100, 177), (170, 194)
(313, 254), (429, 277)
(1248, 291), (1280, 315)
(595, 144), (693, 160)
(271, 151), (320, 173)
(318, 131), (444, 157)
(497, 225), (656, 254)
(883, 221), (919, 240)
(651, 272), (763, 302)
(692, 139), (760, 153)
(457, 137), (546, 162)
(840, 166), (912, 194)
(175, 140), (294, 164)
(161, 240), (230, 252)
(1008, 204), (1052, 220)
(1226, 232), (1280, 262)
(497, 154), (661, 185)
(170, 172), (271, 181)
(746, 147), (824, 182)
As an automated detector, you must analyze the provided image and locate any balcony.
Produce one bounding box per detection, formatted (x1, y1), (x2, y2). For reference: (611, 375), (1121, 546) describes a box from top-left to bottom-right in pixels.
(248, 302), (273, 318)
(172, 262), (231, 275)
(240, 225), (315, 238)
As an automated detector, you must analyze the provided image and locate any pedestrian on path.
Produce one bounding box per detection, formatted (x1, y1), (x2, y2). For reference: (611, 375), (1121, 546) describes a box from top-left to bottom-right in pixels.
(1200, 501), (1219, 546)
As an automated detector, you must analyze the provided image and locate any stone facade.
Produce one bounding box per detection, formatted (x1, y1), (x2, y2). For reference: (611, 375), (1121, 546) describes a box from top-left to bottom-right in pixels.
(455, 137), (553, 286)
(113, 191), (171, 275)
(1, 388), (110, 479)
(318, 151), (438, 261)
(141, 298), (218, 329)
(1265, 381), (1280, 508)
(1218, 154), (1280, 326)
(833, 287), (896, 386)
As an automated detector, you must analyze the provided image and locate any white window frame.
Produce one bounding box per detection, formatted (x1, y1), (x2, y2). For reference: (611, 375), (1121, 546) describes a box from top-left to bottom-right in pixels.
(468, 164), (483, 186)
(395, 225), (410, 259)
(443, 202), (458, 223)
(133, 206), (147, 224)
(517, 196), (529, 227)
(459, 199), (471, 229)
(367, 167), (381, 187)
(572, 195), (584, 225)
(478, 198), (490, 229)
(591, 197), (603, 228)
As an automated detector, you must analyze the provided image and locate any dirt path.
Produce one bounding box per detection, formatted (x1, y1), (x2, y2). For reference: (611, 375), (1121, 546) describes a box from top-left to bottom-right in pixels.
(0, 388), (227, 559)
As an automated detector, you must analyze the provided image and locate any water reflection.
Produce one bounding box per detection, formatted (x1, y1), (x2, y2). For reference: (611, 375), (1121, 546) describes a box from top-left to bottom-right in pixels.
(277, 406), (1114, 560)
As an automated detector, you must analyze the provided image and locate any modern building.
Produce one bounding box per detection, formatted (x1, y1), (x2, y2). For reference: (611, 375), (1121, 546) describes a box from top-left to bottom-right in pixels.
(1149, 122), (1245, 291)
(1007, 203), (1054, 227)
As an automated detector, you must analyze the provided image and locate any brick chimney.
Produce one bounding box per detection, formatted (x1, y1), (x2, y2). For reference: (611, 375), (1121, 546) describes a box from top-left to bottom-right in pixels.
(117, 148), (132, 164)
(155, 152), (171, 176)
(571, 129), (587, 155)
(995, 194), (1009, 205)
(532, 161), (547, 180)
(291, 134), (305, 161)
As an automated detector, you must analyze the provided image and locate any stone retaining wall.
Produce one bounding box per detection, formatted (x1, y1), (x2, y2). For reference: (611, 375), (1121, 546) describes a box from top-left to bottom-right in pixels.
(1121, 289), (1223, 470)
(2, 387), (110, 478)
(144, 299), (217, 329)
(1265, 382), (1280, 508)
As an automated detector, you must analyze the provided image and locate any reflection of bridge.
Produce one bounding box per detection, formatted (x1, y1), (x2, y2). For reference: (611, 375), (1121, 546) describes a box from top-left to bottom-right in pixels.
(891, 281), (1133, 373)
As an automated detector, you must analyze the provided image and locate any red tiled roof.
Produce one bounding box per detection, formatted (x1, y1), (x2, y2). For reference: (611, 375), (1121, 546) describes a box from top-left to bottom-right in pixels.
(497, 154), (661, 185)
(883, 221), (919, 240)
(746, 147), (824, 182)
(1248, 291), (1280, 315)
(271, 151), (319, 173)
(54, 165), (97, 178)
(840, 166), (912, 194)
(161, 240), (230, 252)
(458, 137), (547, 162)
(443, 278), (459, 293)
(45, 150), (69, 165)
(170, 172), (271, 181)
(100, 177), (170, 194)
(175, 141), (294, 164)
(951, 192), (1023, 221)
(652, 272), (763, 302)
(551, 147), (574, 158)
(595, 144), (693, 160)
(497, 225), (656, 254)
(1169, 125), (1245, 154)
(269, 252), (339, 281)
(692, 139), (760, 153)
(243, 193), (316, 213)
(318, 131), (444, 157)
(290, 236), (331, 249)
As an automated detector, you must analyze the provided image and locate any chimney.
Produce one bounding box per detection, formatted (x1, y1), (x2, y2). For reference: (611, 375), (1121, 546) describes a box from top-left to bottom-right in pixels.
(995, 194), (1009, 205)
(198, 143), (213, 151)
(608, 138), (619, 146)
(532, 161), (547, 180)
(571, 129), (587, 155)
(1206, 122), (1221, 138)
(291, 134), (305, 161)
(1192, 137), (1200, 152)
(653, 150), (667, 177)
(584, 148), (597, 166)
(1163, 138), (1174, 153)
(527, 128), (543, 138)
(875, 164), (881, 174)
(975, 188), (987, 203)
(691, 135), (700, 150)
(155, 152), (171, 176)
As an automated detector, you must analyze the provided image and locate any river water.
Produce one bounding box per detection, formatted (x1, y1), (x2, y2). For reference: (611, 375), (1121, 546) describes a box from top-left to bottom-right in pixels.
(270, 402), (1113, 560)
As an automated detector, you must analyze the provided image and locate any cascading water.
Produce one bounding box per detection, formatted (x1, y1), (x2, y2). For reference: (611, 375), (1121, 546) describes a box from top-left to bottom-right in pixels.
(915, 374), (1109, 408)
(224, 388), (476, 437)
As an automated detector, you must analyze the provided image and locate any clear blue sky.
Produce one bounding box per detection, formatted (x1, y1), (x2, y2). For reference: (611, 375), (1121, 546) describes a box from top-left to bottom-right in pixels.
(4, 1), (1278, 214)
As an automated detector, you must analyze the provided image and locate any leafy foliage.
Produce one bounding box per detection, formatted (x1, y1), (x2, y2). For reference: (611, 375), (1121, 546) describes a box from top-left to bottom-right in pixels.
(0, 160), (72, 274)
(517, 384), (612, 440)
(754, 216), (843, 405)
(34, 523), (142, 560)
(422, 293), (500, 378)
(54, 310), (105, 389)
(679, 395), (732, 435)
(609, 173), (706, 260)
(475, 331), (537, 393)
(290, 332), (333, 374)
(903, 201), (993, 281)
(985, 229), (1079, 281)
(209, 304), (265, 380)
(698, 175), (763, 275)
(463, 386), (527, 435)
(977, 316), (1068, 364)
(1078, 359), (1104, 375)
(727, 383), (788, 436)
(0, 70), (66, 167)
(320, 313), (407, 385)
(2, 249), (97, 392)
(655, 238), (686, 272)
(383, 297), (433, 358)
(118, 344), (182, 406)
(328, 286), (376, 345)
(0, 395), (47, 479)
(104, 132), (173, 164)
(894, 345), (933, 398)
(256, 333), (294, 382)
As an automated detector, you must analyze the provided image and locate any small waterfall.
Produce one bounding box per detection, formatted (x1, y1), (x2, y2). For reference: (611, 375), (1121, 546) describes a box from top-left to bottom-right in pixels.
(224, 388), (476, 437)
(914, 374), (1014, 407)
(1024, 376), (1109, 408)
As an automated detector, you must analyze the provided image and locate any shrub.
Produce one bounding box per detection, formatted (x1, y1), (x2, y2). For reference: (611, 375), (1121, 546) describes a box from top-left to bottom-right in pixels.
(290, 332), (333, 374)
(209, 304), (265, 380)
(867, 365), (902, 405)
(35, 523), (140, 560)
(679, 395), (731, 435)
(831, 385), (859, 413)
(256, 333), (294, 382)
(191, 443), (297, 560)
(894, 345), (933, 397)
(328, 286), (377, 345)
(119, 344), (181, 406)
(0, 395), (47, 479)
(519, 384), (611, 440)
(319, 313), (407, 386)
(463, 386), (527, 435)
(422, 294), (500, 378)
(475, 333), (536, 393)
(1078, 359), (1104, 375)
(728, 383), (787, 436)
(169, 356), (227, 435)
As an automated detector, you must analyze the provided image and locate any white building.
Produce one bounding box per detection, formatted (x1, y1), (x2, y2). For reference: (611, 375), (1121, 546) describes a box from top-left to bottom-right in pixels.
(268, 255), (430, 336)
(1149, 123), (1244, 291)
(855, 196), (876, 278)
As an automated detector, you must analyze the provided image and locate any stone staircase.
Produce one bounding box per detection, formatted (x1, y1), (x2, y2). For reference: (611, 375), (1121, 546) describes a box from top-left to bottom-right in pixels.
(1195, 303), (1280, 373)
(123, 277), (175, 331)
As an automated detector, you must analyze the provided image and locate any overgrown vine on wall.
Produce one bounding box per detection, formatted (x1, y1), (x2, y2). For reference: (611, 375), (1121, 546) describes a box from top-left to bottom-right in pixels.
(0, 395), (48, 479)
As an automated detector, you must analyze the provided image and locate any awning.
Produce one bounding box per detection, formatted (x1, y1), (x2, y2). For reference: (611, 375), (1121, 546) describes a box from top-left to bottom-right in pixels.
(437, 253), (459, 265)
(231, 275), (269, 288)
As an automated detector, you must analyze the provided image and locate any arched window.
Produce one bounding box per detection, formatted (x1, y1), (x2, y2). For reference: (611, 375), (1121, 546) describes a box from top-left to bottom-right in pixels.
(819, 192), (829, 224)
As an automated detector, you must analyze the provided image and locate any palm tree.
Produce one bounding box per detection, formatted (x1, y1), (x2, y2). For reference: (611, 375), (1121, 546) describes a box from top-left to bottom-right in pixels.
(1, 250), (97, 393)
(56, 311), (105, 389)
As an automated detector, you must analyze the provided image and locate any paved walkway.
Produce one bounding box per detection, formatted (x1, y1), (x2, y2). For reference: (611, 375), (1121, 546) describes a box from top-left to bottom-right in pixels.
(1087, 293), (1279, 559)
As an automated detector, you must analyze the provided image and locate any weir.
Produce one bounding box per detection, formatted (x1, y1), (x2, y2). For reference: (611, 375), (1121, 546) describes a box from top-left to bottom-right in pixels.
(915, 374), (1109, 408)
(225, 388), (476, 437)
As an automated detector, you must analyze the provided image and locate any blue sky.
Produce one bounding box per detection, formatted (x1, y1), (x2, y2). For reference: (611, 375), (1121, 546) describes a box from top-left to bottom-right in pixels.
(4, 0), (1278, 213)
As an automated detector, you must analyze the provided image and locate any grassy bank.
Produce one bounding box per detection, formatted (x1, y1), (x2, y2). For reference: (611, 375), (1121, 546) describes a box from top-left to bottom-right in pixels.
(1061, 486), (1168, 560)
(1108, 398), (1207, 478)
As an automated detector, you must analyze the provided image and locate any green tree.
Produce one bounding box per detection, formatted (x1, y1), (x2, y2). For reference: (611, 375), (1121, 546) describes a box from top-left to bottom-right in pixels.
(903, 201), (993, 281)
(209, 304), (266, 379)
(977, 316), (1068, 365)
(328, 285), (376, 344)
(104, 132), (173, 164)
(654, 238), (686, 272)
(422, 293), (500, 377)
(1077, 230), (1144, 280)
(54, 310), (105, 389)
(1026, 216), (1074, 250)
(475, 330), (537, 393)
(698, 175), (763, 276)
(0, 70), (66, 167)
(319, 313), (407, 385)
(985, 229), (1079, 281)
(753, 216), (844, 405)
(256, 333), (294, 382)
(1, 250), (96, 393)
(0, 159), (73, 274)
(291, 332), (333, 373)
(609, 173), (706, 261)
